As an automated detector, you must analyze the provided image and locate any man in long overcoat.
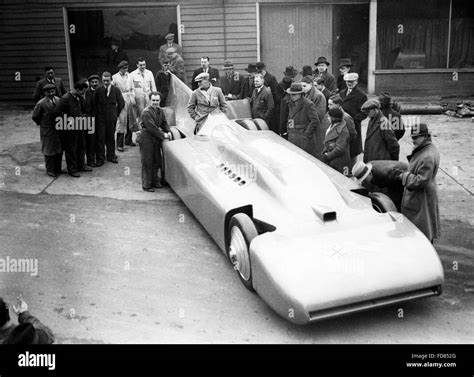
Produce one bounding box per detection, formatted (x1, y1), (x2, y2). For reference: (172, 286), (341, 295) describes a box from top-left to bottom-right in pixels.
(321, 107), (351, 174)
(285, 82), (321, 157)
(340, 72), (367, 163)
(398, 123), (441, 242)
(32, 84), (63, 177)
(362, 99), (399, 163)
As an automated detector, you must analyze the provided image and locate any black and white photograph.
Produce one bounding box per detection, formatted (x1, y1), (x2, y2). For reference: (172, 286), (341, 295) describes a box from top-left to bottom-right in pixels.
(0, 0), (473, 375)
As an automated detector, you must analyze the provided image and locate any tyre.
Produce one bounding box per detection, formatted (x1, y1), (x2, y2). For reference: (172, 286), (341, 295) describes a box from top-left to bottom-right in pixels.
(252, 118), (269, 131)
(227, 213), (258, 291)
(235, 119), (258, 131)
(369, 192), (398, 213)
(169, 127), (182, 140)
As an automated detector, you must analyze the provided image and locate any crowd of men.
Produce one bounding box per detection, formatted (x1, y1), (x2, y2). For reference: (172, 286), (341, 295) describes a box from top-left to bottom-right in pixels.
(32, 36), (440, 243)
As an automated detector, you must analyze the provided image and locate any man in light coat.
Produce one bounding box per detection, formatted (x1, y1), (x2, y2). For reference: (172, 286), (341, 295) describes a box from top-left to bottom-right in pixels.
(397, 123), (441, 242)
(130, 57), (156, 128)
(187, 72), (227, 133)
(32, 83), (63, 177)
(112, 60), (136, 151)
(361, 99), (399, 163)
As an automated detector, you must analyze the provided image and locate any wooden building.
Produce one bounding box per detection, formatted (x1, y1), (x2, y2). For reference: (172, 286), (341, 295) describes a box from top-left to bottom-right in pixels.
(1, 0), (473, 103)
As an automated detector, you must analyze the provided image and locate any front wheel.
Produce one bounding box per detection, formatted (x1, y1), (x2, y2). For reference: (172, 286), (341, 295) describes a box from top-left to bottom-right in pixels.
(227, 213), (258, 291)
(369, 192), (398, 213)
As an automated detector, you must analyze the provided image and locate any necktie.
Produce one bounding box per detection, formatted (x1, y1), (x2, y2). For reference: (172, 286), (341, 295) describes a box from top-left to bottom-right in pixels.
(347, 89), (352, 96)
(107, 86), (110, 97)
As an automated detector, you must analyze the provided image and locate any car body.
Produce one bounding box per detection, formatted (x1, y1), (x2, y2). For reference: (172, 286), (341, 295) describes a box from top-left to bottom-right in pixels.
(161, 75), (444, 325)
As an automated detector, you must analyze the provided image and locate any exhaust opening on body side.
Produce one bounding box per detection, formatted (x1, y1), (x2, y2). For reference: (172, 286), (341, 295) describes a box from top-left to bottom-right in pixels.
(312, 205), (337, 223)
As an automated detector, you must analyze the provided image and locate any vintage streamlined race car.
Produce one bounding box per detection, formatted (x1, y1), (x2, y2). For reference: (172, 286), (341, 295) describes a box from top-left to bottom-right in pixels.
(159, 75), (444, 325)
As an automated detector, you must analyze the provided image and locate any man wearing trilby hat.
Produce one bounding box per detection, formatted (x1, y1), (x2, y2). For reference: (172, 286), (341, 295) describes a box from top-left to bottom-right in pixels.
(220, 60), (244, 100)
(284, 82), (320, 157)
(158, 32), (182, 67)
(337, 58), (353, 92)
(397, 123), (440, 243)
(314, 56), (337, 97)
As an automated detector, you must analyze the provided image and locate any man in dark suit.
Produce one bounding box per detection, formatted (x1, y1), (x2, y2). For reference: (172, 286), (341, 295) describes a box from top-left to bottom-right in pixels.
(104, 39), (129, 74)
(94, 72), (125, 165)
(250, 73), (274, 126)
(191, 56), (220, 90)
(54, 79), (91, 177)
(220, 60), (244, 100)
(84, 74), (100, 167)
(256, 62), (280, 133)
(33, 66), (67, 103)
(340, 72), (367, 165)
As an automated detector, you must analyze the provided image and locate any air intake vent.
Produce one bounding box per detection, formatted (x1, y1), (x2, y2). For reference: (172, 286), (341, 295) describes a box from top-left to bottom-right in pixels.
(217, 163), (248, 186)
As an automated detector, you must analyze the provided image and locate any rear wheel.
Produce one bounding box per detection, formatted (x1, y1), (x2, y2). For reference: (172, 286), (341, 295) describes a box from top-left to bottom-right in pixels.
(227, 213), (258, 291)
(169, 127), (182, 140)
(369, 192), (398, 213)
(235, 119), (259, 131)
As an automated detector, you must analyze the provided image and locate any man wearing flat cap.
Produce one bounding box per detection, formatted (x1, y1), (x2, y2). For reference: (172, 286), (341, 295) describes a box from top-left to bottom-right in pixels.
(191, 56), (220, 90)
(321, 107), (351, 174)
(158, 32), (182, 67)
(32, 83), (63, 177)
(314, 57), (337, 97)
(361, 99), (399, 163)
(187, 72), (227, 133)
(284, 82), (321, 157)
(105, 38), (129, 74)
(220, 60), (244, 100)
(397, 124), (440, 242)
(340, 72), (367, 164)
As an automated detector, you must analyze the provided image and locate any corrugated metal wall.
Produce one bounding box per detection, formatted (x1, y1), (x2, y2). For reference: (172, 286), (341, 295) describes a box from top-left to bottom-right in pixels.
(260, 4), (333, 78)
(180, 2), (257, 83)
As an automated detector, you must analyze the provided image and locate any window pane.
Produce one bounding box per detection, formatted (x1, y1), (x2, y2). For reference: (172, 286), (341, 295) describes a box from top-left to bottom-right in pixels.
(376, 0), (450, 69)
(68, 7), (177, 81)
(449, 0), (474, 68)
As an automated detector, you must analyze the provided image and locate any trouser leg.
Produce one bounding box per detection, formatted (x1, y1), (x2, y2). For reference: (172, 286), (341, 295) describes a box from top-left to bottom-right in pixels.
(61, 131), (78, 173)
(105, 120), (116, 161)
(44, 155), (55, 175)
(54, 153), (63, 175)
(96, 121), (106, 164)
(116, 133), (124, 150)
(140, 140), (153, 189)
(76, 131), (86, 170)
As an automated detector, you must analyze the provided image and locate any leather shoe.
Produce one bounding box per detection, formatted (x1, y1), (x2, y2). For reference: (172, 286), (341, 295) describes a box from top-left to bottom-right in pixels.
(160, 179), (169, 187)
(142, 187), (155, 192)
(152, 182), (163, 189)
(87, 162), (97, 167)
(126, 142), (137, 147)
(107, 157), (118, 163)
(117, 147), (124, 152)
(96, 161), (104, 167)
(47, 172), (56, 178)
(69, 172), (80, 178)
(81, 166), (93, 172)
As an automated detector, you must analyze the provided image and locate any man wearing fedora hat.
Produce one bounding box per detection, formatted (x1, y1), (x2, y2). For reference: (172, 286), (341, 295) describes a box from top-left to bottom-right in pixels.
(240, 63), (257, 99)
(187, 72), (227, 133)
(379, 92), (405, 140)
(220, 60), (244, 100)
(361, 99), (399, 163)
(105, 38), (129, 74)
(158, 32), (182, 67)
(397, 123), (440, 242)
(337, 58), (353, 92)
(278, 66), (298, 98)
(352, 160), (408, 211)
(321, 107), (351, 174)
(314, 57), (337, 96)
(300, 65), (314, 79)
(191, 57), (220, 90)
(284, 82), (320, 157)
